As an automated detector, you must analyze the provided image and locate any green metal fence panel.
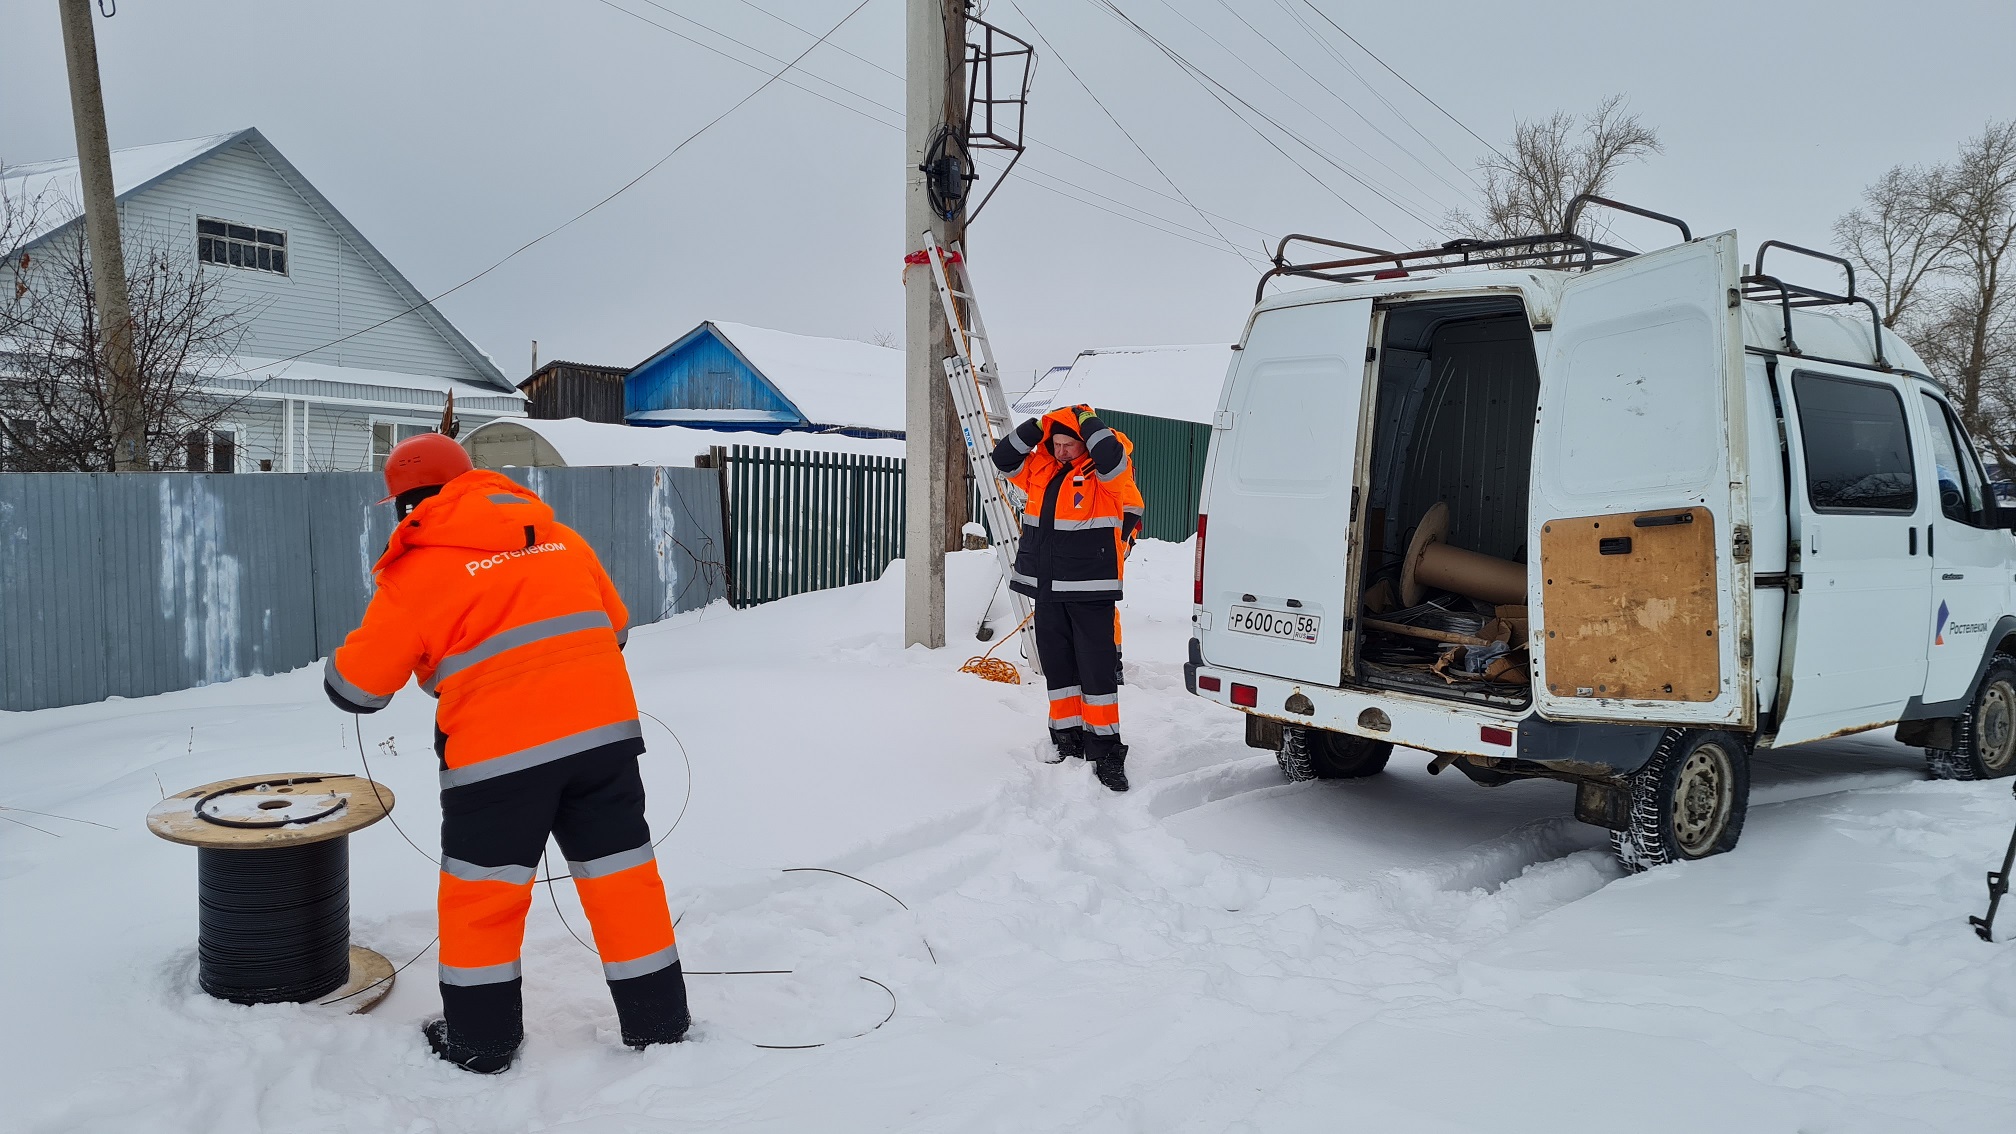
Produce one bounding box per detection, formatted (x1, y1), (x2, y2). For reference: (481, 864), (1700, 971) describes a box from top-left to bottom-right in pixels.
(725, 446), (911, 607)
(1093, 408), (1211, 543)
(721, 443), (992, 607)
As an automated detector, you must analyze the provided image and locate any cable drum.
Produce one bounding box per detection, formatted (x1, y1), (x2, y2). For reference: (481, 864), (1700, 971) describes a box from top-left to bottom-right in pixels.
(196, 840), (353, 1003)
(148, 773), (399, 1013)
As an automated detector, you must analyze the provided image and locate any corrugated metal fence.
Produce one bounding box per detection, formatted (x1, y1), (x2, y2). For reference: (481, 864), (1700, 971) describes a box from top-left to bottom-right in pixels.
(0, 466), (726, 712)
(1096, 408), (1210, 543)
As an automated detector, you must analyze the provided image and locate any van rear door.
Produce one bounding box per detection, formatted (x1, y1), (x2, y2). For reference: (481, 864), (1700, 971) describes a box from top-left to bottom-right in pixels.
(1530, 233), (1753, 727)
(1196, 298), (1374, 686)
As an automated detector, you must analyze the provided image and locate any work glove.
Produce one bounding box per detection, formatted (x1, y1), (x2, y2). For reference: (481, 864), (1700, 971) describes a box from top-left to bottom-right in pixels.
(1072, 404), (1098, 428)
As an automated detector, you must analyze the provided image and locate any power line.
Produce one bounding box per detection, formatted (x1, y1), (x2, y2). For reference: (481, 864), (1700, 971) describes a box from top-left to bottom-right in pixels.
(1141, 0), (1467, 216)
(1273, 0), (1476, 191)
(713, 0), (1281, 247)
(1082, 0), (1424, 242)
(605, 0), (902, 129)
(985, 153), (1271, 256)
(216, 0), (879, 379)
(595, 0), (1283, 261)
(732, 0), (902, 81)
(1207, 0), (1474, 204)
(1299, 0), (1501, 157)
(742, 0), (1281, 242)
(710, 0), (1286, 247)
(1009, 0), (1261, 268)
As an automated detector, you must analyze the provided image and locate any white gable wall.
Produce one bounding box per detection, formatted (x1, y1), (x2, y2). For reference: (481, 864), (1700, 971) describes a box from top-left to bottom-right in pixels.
(101, 138), (492, 385)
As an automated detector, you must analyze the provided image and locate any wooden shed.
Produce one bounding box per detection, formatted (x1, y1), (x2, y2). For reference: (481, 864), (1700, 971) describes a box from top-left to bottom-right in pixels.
(520, 360), (628, 423)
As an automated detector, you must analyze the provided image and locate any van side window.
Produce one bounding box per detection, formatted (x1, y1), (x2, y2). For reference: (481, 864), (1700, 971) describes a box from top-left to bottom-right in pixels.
(1921, 393), (1989, 525)
(1792, 372), (1916, 514)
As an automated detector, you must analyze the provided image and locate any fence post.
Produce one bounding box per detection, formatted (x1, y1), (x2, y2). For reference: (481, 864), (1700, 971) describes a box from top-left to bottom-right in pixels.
(707, 445), (736, 608)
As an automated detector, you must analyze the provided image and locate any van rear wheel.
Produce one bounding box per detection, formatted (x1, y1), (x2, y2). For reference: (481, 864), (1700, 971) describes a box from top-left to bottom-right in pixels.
(1278, 726), (1392, 782)
(1925, 654), (2016, 781)
(1609, 729), (1750, 872)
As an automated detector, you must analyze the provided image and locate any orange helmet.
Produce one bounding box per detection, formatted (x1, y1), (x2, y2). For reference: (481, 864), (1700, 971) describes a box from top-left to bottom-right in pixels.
(380, 432), (473, 502)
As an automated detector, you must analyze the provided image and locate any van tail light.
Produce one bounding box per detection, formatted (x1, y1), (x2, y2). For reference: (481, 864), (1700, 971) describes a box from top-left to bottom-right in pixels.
(1230, 683), (1258, 707)
(1480, 725), (1513, 747)
(1198, 675), (1222, 692)
(1193, 514), (1208, 605)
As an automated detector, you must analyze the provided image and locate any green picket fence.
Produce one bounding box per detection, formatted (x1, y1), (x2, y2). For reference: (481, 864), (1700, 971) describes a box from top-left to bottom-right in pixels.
(723, 445), (906, 607)
(1095, 408), (1210, 543)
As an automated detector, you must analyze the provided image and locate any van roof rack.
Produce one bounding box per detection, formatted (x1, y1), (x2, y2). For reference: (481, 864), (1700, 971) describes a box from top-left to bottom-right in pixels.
(1741, 241), (1890, 369)
(1255, 195), (1692, 302)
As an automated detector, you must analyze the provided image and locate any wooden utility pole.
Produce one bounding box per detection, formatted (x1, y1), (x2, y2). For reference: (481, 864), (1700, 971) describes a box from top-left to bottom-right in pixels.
(903, 0), (968, 648)
(56, 0), (144, 471)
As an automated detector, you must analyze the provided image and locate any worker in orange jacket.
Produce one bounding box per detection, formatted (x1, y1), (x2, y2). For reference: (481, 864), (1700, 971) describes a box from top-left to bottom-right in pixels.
(324, 433), (686, 1073)
(992, 404), (1145, 791)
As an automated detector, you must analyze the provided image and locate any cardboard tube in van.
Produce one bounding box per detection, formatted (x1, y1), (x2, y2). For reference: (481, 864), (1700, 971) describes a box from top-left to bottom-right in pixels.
(1416, 542), (1526, 605)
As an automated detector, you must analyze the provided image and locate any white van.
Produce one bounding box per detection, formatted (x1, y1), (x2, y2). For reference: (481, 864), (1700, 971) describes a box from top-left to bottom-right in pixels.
(1185, 199), (2016, 870)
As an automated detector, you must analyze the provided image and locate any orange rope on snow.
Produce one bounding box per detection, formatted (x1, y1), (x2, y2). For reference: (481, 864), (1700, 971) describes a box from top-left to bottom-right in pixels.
(960, 611), (1034, 684)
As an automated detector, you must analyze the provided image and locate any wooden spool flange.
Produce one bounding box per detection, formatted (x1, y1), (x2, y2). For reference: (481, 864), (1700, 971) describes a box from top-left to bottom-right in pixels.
(148, 773), (400, 1014)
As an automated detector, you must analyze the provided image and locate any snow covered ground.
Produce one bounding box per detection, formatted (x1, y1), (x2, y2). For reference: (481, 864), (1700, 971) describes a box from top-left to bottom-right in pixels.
(3, 540), (2014, 1132)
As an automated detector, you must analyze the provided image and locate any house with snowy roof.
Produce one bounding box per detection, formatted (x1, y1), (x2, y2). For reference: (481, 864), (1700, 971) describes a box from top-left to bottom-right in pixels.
(624, 321), (904, 439)
(1, 128), (523, 472)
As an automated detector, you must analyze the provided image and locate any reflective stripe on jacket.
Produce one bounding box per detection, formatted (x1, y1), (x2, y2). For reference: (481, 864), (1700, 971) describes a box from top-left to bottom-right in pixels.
(990, 405), (1145, 603)
(324, 470), (640, 786)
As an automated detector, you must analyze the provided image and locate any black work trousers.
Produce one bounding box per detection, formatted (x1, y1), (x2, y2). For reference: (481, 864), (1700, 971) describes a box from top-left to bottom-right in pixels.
(1034, 599), (1122, 759)
(436, 746), (688, 1056)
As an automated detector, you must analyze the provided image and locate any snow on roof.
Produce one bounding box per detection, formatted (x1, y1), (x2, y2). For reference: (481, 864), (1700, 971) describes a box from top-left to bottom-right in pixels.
(707, 322), (904, 433)
(1047, 344), (1235, 425)
(221, 355), (525, 400)
(3, 132), (244, 246)
(470, 417), (904, 467)
(1012, 365), (1072, 414)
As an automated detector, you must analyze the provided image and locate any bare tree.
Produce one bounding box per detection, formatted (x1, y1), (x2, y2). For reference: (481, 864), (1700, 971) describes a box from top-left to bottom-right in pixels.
(1, 191), (254, 472)
(1448, 96), (1662, 245)
(1834, 163), (1960, 329)
(1929, 122), (2016, 461)
(1837, 123), (2016, 465)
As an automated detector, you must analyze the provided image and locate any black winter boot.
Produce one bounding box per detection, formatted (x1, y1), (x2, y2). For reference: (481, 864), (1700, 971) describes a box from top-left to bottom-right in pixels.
(424, 1018), (515, 1074)
(1047, 726), (1086, 764)
(1094, 743), (1130, 793)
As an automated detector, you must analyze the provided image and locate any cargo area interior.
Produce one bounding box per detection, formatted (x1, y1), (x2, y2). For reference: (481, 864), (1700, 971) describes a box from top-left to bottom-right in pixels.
(1354, 295), (1539, 708)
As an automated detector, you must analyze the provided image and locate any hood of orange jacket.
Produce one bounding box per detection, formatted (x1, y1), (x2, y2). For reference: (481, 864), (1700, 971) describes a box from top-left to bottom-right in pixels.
(1037, 406), (1087, 454)
(377, 470), (555, 573)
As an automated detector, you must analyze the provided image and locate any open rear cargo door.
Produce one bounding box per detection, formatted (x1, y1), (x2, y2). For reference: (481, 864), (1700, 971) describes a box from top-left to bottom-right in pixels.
(1530, 233), (1752, 727)
(1197, 298), (1374, 686)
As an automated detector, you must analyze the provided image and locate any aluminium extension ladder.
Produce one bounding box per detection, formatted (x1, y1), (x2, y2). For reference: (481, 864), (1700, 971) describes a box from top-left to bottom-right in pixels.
(917, 233), (1040, 673)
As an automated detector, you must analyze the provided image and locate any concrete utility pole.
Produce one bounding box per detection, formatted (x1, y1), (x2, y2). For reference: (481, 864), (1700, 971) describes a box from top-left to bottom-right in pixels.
(56, 0), (144, 471)
(903, 0), (968, 649)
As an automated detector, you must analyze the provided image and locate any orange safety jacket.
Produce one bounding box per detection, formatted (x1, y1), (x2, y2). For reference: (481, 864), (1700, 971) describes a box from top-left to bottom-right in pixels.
(991, 405), (1145, 603)
(323, 470), (641, 788)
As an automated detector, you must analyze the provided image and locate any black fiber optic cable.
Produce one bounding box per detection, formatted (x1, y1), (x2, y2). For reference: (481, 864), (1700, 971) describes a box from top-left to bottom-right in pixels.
(196, 839), (353, 1004)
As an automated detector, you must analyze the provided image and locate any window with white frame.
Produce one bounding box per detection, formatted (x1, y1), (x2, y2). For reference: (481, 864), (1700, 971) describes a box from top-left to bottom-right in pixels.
(197, 217), (288, 275)
(371, 421), (435, 471)
(184, 426), (240, 473)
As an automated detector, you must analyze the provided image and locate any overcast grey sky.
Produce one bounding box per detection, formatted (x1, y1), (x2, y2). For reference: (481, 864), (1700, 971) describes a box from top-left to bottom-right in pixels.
(3, 0), (2011, 386)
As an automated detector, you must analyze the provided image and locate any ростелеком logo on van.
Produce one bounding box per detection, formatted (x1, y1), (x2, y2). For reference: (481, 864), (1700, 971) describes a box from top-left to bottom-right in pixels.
(1935, 600), (1989, 645)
